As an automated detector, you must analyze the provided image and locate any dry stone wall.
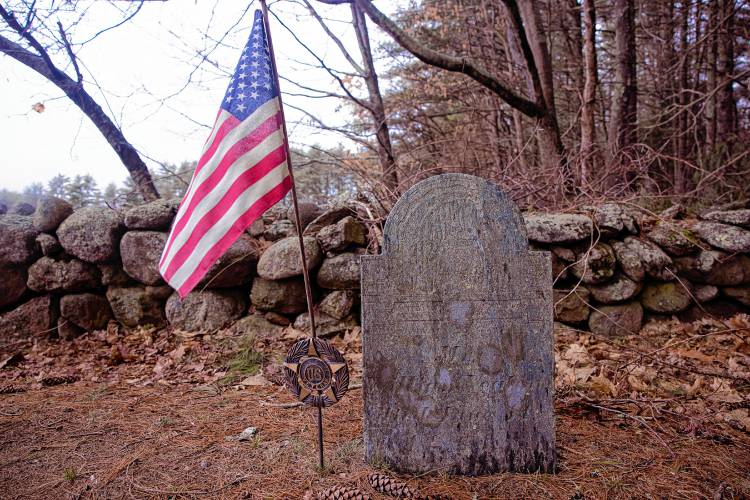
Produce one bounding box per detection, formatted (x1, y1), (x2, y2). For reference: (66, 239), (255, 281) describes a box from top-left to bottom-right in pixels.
(1, 197), (749, 340)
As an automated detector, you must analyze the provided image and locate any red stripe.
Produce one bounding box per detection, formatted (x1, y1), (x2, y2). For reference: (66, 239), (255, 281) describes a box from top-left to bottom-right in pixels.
(177, 175), (293, 297)
(162, 145), (287, 281)
(160, 112), (281, 269)
(202, 109), (223, 149)
(196, 114), (240, 175)
(160, 113), (239, 269)
(162, 112), (283, 264)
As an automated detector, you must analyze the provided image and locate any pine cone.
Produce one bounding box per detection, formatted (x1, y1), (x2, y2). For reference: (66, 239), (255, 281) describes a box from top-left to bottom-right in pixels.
(41, 375), (80, 387)
(0, 384), (26, 394)
(368, 473), (417, 498)
(318, 485), (371, 500)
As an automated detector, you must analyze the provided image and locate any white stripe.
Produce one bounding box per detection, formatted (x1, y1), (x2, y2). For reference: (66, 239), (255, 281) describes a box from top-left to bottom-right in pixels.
(170, 98), (281, 236)
(166, 161), (290, 290)
(160, 128), (285, 271)
(176, 110), (232, 213)
(202, 109), (232, 153)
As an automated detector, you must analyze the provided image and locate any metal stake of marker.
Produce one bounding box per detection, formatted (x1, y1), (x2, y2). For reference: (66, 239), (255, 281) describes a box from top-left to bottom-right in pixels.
(259, 0), (324, 470)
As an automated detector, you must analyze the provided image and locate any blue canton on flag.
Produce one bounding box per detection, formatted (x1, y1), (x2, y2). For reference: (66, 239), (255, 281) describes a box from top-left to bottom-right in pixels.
(223, 11), (278, 120)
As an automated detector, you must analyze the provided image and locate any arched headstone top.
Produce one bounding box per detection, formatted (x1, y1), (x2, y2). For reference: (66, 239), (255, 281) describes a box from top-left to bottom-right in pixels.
(383, 174), (529, 256)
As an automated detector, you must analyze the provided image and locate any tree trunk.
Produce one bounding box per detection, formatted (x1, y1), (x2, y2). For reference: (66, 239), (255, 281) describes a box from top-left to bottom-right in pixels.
(0, 34), (159, 202)
(351, 3), (399, 194)
(504, 0), (571, 192)
(580, 0), (598, 187)
(675, 0), (691, 193)
(608, 0), (638, 162)
(716, 0), (736, 146)
(706, 0), (718, 152)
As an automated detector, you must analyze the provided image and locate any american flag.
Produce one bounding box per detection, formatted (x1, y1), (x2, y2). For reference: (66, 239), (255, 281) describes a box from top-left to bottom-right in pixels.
(159, 10), (292, 297)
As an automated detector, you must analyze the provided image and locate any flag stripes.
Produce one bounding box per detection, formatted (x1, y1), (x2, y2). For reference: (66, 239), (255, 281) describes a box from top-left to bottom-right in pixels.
(158, 10), (293, 296)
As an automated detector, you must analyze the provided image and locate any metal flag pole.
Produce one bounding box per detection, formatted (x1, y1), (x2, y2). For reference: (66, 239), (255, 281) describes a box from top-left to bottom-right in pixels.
(259, 0), (325, 470)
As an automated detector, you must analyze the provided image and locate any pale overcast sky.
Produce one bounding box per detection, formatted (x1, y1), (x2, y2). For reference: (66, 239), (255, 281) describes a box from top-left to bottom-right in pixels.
(0, 0), (394, 192)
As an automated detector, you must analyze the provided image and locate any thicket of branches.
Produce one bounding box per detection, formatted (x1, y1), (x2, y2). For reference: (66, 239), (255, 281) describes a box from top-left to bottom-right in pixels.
(314, 0), (749, 209)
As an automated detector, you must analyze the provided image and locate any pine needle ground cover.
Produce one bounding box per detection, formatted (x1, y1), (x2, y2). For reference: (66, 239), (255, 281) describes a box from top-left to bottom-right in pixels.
(0, 317), (748, 499)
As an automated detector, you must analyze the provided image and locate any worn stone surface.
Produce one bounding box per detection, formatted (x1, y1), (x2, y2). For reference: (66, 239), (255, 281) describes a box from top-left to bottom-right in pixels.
(27, 257), (101, 293)
(287, 202), (323, 232)
(124, 198), (179, 230)
(554, 288), (591, 323)
(303, 206), (356, 236)
(641, 282), (693, 313)
(165, 289), (246, 331)
(316, 216), (367, 253)
(35, 233), (62, 256)
(570, 243), (616, 284)
(586, 203), (639, 237)
(679, 300), (745, 322)
(293, 311), (357, 337)
(33, 196), (73, 232)
(120, 231), (167, 285)
(98, 263), (132, 287)
(691, 221), (750, 253)
(317, 252), (361, 289)
(0, 215), (39, 266)
(549, 247), (573, 281)
(588, 302), (643, 337)
(196, 234), (260, 288)
(0, 295), (57, 338)
(645, 223), (700, 256)
(60, 293), (112, 331)
(588, 274), (642, 304)
(723, 286), (750, 307)
(257, 236), (322, 280)
(263, 219), (295, 241)
(106, 285), (171, 328)
(250, 277), (307, 314)
(361, 174), (555, 475)
(674, 250), (750, 285)
(247, 218), (265, 237)
(229, 313), (284, 341)
(613, 237), (675, 281)
(12, 202), (34, 216)
(0, 267), (28, 309)
(263, 311), (291, 326)
(702, 209), (750, 228)
(694, 284), (719, 303)
(523, 212), (593, 244)
(57, 207), (124, 263)
(319, 290), (355, 320)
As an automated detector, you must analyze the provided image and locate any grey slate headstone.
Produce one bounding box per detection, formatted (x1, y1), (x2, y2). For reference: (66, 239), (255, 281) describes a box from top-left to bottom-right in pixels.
(361, 174), (555, 475)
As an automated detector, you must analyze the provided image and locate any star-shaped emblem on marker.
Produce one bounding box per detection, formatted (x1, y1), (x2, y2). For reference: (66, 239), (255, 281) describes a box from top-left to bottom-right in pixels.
(284, 340), (346, 404)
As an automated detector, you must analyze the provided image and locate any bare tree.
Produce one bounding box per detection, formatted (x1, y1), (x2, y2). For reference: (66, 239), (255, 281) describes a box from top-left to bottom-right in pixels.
(0, 2), (159, 201)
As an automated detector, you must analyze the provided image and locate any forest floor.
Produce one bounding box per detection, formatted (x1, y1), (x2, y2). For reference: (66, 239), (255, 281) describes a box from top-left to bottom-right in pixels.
(0, 315), (749, 499)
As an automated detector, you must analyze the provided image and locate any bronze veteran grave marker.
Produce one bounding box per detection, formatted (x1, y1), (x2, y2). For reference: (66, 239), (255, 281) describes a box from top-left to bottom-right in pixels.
(361, 174), (555, 475)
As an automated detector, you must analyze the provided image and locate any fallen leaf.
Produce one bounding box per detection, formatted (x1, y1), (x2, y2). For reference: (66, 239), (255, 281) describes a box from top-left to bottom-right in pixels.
(240, 374), (269, 386)
(31, 102), (45, 113)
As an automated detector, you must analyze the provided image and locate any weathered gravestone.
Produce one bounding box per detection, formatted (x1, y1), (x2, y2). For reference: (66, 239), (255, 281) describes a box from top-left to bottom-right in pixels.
(361, 174), (555, 475)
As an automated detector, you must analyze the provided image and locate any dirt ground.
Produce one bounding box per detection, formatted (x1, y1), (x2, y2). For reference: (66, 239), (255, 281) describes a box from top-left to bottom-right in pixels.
(1, 315), (749, 499)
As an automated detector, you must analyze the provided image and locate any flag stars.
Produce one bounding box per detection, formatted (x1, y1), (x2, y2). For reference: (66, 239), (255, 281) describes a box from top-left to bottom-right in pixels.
(237, 82), (247, 90)
(250, 81), (259, 89)
(237, 92), (246, 100)
(250, 91), (259, 99)
(236, 102), (246, 112)
(225, 95), (233, 103)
